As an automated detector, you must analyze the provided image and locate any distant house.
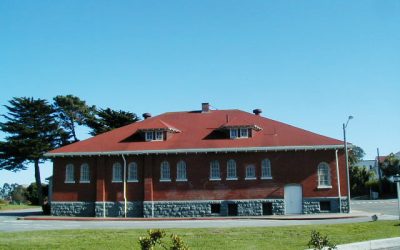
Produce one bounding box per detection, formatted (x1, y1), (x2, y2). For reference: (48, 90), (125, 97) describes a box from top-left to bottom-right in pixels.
(45, 103), (349, 217)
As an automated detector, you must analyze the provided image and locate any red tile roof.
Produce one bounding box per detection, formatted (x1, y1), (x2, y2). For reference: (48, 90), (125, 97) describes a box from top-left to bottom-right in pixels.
(47, 109), (344, 156)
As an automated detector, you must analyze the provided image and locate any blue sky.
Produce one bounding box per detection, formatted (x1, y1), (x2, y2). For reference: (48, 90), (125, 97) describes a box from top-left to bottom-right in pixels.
(1, 1), (399, 185)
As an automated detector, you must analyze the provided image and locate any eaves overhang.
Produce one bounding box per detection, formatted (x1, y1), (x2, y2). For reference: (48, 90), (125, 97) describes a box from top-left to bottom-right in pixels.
(45, 144), (346, 157)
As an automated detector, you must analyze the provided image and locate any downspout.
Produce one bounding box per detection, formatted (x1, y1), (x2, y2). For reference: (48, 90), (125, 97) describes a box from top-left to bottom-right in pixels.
(122, 154), (127, 218)
(335, 149), (342, 213)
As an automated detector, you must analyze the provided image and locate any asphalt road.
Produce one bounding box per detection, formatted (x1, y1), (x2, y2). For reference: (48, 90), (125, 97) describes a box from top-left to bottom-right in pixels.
(351, 199), (400, 217)
(0, 200), (398, 232)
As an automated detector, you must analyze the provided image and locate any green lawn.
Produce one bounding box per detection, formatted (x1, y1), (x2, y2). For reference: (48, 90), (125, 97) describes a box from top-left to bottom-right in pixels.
(0, 220), (399, 249)
(0, 204), (40, 211)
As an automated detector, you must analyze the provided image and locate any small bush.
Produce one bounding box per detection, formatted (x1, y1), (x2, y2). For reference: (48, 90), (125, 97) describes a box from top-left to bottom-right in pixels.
(307, 230), (336, 250)
(138, 229), (189, 250)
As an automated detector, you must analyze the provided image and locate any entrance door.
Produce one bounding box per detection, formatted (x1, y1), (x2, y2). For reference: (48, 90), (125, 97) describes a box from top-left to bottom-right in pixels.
(284, 184), (303, 214)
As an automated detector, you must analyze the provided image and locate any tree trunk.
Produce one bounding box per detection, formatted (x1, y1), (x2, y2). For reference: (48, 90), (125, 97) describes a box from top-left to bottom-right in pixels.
(71, 117), (78, 142)
(34, 159), (43, 206)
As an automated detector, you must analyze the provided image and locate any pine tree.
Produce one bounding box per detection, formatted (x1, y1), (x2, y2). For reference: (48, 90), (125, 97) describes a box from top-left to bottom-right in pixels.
(87, 108), (140, 136)
(53, 95), (96, 142)
(0, 97), (65, 205)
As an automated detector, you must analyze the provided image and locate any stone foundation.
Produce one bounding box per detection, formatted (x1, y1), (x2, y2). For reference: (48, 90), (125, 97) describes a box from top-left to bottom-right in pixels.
(51, 198), (347, 217)
(143, 199), (285, 217)
(51, 201), (95, 216)
(302, 198), (349, 214)
(95, 201), (143, 217)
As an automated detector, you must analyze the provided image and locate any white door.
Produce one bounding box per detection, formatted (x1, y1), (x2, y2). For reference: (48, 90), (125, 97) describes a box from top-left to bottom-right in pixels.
(284, 184), (303, 214)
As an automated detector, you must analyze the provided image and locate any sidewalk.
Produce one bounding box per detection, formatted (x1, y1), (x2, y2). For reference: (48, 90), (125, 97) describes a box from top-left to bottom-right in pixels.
(19, 210), (379, 221)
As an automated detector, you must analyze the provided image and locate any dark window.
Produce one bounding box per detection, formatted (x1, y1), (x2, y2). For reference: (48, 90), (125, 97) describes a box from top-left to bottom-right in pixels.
(319, 201), (331, 211)
(262, 202), (273, 215)
(211, 204), (221, 214)
(228, 204), (238, 216)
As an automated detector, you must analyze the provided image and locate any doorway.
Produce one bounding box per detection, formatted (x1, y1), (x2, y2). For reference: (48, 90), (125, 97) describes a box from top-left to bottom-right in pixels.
(284, 184), (303, 214)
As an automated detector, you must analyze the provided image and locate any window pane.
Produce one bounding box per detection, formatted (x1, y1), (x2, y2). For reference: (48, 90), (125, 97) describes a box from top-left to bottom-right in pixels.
(128, 162), (138, 181)
(246, 165), (255, 178)
(262, 159), (271, 177)
(177, 160), (187, 180)
(240, 128), (248, 138)
(146, 131), (153, 141)
(230, 129), (238, 139)
(155, 131), (163, 140)
(161, 161), (170, 180)
(210, 160), (220, 179)
(65, 164), (74, 182)
(80, 163), (89, 182)
(113, 163), (122, 182)
(227, 160), (237, 178)
(318, 163), (331, 186)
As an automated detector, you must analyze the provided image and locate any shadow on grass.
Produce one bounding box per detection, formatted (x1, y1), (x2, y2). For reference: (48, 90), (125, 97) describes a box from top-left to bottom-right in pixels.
(0, 210), (42, 217)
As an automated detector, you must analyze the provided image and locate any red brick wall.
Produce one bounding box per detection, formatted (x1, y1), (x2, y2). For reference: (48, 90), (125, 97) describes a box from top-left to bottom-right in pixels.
(52, 150), (347, 202)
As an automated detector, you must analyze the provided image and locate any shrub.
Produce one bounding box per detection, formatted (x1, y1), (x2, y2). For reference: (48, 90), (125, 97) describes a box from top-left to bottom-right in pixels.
(138, 229), (189, 250)
(307, 230), (336, 250)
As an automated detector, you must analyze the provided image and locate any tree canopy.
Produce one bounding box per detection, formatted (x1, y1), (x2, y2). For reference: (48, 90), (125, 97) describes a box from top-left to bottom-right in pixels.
(348, 146), (365, 167)
(380, 153), (400, 177)
(0, 97), (65, 204)
(53, 95), (96, 142)
(86, 108), (140, 136)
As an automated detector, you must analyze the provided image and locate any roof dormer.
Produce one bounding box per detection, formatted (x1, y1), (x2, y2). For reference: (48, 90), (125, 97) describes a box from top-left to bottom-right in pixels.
(138, 120), (180, 142)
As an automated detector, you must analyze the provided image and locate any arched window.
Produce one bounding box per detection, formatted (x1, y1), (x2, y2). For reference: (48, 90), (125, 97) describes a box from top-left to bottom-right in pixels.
(160, 161), (170, 181)
(318, 162), (331, 187)
(261, 159), (272, 179)
(245, 165), (256, 180)
(210, 160), (220, 180)
(226, 159), (237, 180)
(176, 160), (187, 181)
(80, 163), (90, 183)
(65, 164), (75, 183)
(128, 162), (138, 182)
(112, 162), (122, 182)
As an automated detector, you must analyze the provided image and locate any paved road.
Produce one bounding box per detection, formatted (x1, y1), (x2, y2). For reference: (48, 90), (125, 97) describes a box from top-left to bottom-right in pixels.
(351, 199), (399, 217)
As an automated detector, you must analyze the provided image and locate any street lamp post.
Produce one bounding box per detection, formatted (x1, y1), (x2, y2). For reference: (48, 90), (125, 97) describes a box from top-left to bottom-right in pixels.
(393, 174), (400, 220)
(343, 116), (353, 213)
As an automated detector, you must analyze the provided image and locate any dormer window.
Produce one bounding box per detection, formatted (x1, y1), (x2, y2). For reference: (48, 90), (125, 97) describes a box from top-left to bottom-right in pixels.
(240, 128), (248, 138)
(145, 131), (154, 141)
(155, 131), (164, 141)
(230, 128), (238, 139)
(230, 128), (249, 139)
(145, 130), (164, 141)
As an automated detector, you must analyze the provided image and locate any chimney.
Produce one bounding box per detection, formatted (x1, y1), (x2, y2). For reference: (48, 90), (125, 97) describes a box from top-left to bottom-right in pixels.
(142, 113), (152, 119)
(201, 103), (210, 113)
(253, 109), (262, 116)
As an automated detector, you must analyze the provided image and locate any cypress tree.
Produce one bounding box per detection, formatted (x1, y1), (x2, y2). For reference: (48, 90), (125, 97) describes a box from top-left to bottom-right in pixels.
(0, 97), (65, 205)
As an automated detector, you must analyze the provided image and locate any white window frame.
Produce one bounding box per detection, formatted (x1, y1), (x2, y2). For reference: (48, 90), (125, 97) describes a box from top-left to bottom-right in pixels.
(160, 161), (171, 182)
(155, 131), (164, 141)
(112, 162), (122, 183)
(127, 162), (138, 182)
(176, 160), (187, 181)
(65, 164), (75, 183)
(317, 162), (332, 188)
(245, 164), (256, 180)
(79, 163), (90, 183)
(145, 131), (154, 141)
(210, 160), (221, 180)
(240, 128), (249, 138)
(261, 159), (272, 179)
(226, 159), (237, 180)
(230, 128), (238, 139)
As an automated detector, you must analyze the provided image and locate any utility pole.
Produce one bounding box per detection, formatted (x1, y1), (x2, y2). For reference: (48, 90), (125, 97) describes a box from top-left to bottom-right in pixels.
(377, 148), (383, 195)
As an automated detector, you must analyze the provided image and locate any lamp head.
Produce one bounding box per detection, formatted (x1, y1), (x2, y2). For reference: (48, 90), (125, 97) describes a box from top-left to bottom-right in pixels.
(348, 116), (354, 120)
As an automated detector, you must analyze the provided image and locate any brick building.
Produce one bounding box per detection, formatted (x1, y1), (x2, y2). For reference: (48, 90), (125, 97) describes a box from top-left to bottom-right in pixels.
(46, 103), (349, 217)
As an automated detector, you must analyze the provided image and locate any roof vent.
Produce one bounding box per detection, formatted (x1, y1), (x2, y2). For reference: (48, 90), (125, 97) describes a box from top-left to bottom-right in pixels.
(253, 109), (262, 116)
(202, 103), (210, 113)
(142, 113), (152, 119)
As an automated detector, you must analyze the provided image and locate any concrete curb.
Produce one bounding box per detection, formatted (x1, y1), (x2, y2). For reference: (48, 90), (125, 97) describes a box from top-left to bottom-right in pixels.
(18, 215), (366, 221)
(336, 237), (400, 250)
